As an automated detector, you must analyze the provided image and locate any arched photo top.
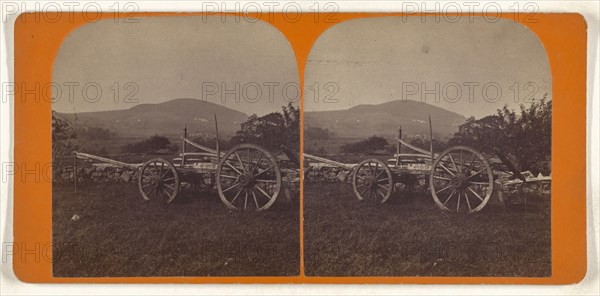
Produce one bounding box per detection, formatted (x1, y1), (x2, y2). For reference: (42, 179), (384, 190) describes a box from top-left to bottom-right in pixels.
(52, 15), (299, 116)
(304, 16), (551, 120)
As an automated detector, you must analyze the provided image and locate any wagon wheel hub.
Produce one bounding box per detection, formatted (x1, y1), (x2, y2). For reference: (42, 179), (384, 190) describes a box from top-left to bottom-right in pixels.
(238, 173), (256, 188)
(450, 173), (469, 189)
(366, 176), (378, 189)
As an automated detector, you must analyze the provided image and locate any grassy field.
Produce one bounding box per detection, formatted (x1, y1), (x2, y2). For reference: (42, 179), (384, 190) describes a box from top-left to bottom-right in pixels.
(304, 183), (551, 277)
(52, 182), (299, 277)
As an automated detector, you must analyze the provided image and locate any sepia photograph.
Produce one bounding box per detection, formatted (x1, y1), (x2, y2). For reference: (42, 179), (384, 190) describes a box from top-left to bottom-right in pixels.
(303, 16), (552, 277)
(51, 16), (300, 277)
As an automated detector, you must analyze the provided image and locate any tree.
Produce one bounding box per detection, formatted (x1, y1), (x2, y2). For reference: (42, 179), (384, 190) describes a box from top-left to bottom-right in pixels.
(52, 111), (79, 174)
(231, 103), (300, 152)
(340, 135), (389, 154)
(448, 98), (551, 171)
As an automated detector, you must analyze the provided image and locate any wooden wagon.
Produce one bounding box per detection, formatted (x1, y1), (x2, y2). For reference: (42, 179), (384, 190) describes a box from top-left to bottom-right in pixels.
(304, 116), (550, 213)
(73, 118), (298, 211)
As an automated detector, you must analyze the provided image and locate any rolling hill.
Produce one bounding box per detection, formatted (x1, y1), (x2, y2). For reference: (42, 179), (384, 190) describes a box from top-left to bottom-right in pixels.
(304, 100), (466, 140)
(56, 98), (249, 138)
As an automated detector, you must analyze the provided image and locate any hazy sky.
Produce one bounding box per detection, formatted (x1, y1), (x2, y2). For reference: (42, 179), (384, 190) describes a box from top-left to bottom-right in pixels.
(53, 16), (299, 115)
(304, 16), (551, 118)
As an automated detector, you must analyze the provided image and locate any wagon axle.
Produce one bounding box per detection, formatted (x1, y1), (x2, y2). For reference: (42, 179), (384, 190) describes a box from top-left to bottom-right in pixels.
(450, 173), (469, 190)
(237, 173), (256, 188)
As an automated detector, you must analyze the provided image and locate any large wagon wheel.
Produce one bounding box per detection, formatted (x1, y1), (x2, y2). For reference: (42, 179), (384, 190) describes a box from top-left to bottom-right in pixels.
(352, 158), (394, 203)
(216, 143), (281, 211)
(138, 158), (180, 204)
(430, 146), (494, 213)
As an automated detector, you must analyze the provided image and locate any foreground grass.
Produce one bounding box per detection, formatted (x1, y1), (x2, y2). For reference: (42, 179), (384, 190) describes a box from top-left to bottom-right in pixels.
(53, 182), (299, 277)
(304, 183), (551, 277)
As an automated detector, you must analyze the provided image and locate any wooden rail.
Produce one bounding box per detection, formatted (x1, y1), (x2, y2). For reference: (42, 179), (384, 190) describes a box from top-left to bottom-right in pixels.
(73, 152), (140, 169)
(397, 139), (437, 158)
(303, 153), (355, 170)
(182, 138), (224, 156)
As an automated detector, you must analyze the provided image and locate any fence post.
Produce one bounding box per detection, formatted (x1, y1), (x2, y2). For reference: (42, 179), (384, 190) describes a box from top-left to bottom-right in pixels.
(73, 152), (77, 195)
(181, 125), (187, 166)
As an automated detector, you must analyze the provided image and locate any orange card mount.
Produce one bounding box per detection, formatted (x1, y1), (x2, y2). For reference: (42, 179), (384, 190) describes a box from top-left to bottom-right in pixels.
(12, 12), (586, 284)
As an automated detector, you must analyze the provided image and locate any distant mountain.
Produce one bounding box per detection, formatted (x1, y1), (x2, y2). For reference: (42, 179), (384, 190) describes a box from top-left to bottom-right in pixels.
(304, 100), (466, 140)
(56, 98), (249, 138)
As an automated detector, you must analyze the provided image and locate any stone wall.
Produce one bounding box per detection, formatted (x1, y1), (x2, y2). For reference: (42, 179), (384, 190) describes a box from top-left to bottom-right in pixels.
(55, 164), (139, 183)
(304, 164), (354, 183)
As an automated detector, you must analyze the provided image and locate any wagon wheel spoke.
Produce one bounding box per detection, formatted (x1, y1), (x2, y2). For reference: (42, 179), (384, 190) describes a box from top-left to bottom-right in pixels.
(256, 179), (277, 183)
(464, 191), (473, 211)
(435, 184), (453, 194)
(460, 150), (464, 173)
(376, 188), (386, 199)
(162, 187), (172, 200)
(154, 186), (160, 200)
(230, 187), (244, 204)
(359, 186), (369, 196)
(443, 189), (457, 205)
(255, 165), (274, 178)
(465, 154), (478, 174)
(438, 163), (456, 177)
(468, 181), (492, 186)
(376, 168), (385, 179)
(225, 161), (243, 176)
(145, 165), (158, 177)
(252, 190), (259, 209)
(247, 148), (251, 171)
(163, 183), (176, 191)
(378, 184), (390, 191)
(356, 180), (369, 188)
(142, 183), (157, 197)
(219, 174), (238, 179)
(448, 153), (460, 173)
(467, 187), (484, 201)
(434, 175), (452, 181)
(255, 185), (274, 201)
(235, 152), (246, 173)
(222, 182), (240, 193)
(141, 182), (154, 189)
(243, 190), (248, 210)
(252, 152), (264, 173)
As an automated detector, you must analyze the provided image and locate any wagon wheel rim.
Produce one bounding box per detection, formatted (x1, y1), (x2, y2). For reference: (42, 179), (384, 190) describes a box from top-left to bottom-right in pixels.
(216, 143), (281, 211)
(138, 158), (180, 204)
(429, 146), (493, 213)
(352, 158), (393, 203)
